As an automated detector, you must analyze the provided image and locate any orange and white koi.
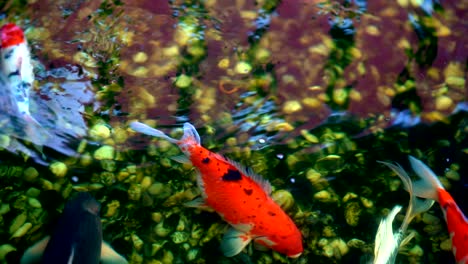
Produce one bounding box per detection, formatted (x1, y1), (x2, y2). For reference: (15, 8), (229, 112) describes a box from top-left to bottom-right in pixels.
(130, 121), (303, 258)
(408, 156), (468, 264)
(0, 23), (35, 120)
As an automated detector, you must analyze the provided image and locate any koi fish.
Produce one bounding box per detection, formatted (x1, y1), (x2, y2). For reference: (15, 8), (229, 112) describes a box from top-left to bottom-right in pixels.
(408, 156), (468, 264)
(130, 121), (303, 258)
(0, 23), (34, 120)
(20, 192), (128, 264)
(0, 23), (84, 163)
(374, 159), (434, 264)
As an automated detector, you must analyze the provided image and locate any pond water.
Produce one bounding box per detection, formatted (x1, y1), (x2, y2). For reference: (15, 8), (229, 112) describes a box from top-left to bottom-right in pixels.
(0, 0), (466, 263)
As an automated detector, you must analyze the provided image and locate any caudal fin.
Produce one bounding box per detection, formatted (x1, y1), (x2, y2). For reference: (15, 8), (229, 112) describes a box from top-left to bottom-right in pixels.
(130, 121), (201, 146)
(378, 160), (435, 231)
(130, 121), (179, 144)
(408, 156), (443, 201)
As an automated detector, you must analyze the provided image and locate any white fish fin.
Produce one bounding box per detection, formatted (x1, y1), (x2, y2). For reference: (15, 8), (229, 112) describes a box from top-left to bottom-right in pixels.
(20, 236), (50, 264)
(379, 160), (434, 232)
(220, 227), (252, 257)
(378, 161), (412, 193)
(182, 122), (201, 145)
(171, 155), (191, 164)
(412, 198), (435, 216)
(399, 230), (416, 249)
(196, 171), (207, 199)
(184, 197), (214, 212)
(130, 122), (179, 144)
(254, 236), (277, 247)
(408, 156), (442, 200)
(373, 206), (402, 264)
(100, 242), (128, 264)
(213, 152), (272, 194)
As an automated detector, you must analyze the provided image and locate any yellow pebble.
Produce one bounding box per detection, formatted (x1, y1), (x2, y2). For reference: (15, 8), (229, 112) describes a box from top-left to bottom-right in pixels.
(435, 95), (453, 111)
(132, 52), (148, 63)
(218, 58), (230, 69)
(235, 61), (252, 74)
(283, 100), (302, 114)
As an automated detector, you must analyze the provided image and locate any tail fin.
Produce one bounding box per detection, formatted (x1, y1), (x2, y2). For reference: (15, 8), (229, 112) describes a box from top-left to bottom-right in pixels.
(378, 161), (435, 232)
(408, 156), (442, 201)
(373, 205), (402, 264)
(130, 121), (179, 144)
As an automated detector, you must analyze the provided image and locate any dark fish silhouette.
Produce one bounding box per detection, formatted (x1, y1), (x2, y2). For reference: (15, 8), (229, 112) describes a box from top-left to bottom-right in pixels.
(20, 192), (127, 264)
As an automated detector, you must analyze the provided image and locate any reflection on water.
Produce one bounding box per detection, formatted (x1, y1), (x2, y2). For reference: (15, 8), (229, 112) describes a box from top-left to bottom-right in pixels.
(0, 0), (466, 263)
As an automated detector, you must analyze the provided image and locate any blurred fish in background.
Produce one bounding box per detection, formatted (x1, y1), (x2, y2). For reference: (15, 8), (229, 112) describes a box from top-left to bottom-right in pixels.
(20, 192), (128, 264)
(0, 23), (89, 164)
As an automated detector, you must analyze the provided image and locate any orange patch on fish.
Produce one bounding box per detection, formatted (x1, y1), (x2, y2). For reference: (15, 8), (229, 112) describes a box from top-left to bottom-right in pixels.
(0, 23), (26, 48)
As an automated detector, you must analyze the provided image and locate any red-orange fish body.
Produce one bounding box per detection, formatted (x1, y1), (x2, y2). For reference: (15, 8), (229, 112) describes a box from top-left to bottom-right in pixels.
(409, 156), (468, 264)
(131, 122), (303, 258)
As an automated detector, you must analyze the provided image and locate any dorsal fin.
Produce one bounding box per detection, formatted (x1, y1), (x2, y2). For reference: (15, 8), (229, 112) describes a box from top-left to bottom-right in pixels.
(213, 152), (272, 194)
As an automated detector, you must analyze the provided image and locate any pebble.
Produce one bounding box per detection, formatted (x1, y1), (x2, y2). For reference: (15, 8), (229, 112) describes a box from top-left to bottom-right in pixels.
(344, 201), (361, 227)
(234, 61), (252, 74)
(445, 170), (460, 181)
(89, 124), (111, 141)
(435, 96), (453, 111)
(133, 52), (148, 63)
(11, 222), (32, 238)
(104, 200), (120, 217)
(25, 187), (41, 198)
(94, 145), (115, 160)
(283, 100), (302, 114)
(175, 74), (192, 88)
(49, 162), (67, 178)
(28, 198), (41, 209)
(23, 167), (39, 182)
(271, 190), (295, 211)
(9, 212), (27, 234)
(314, 190), (332, 202)
(171, 231), (189, 244)
(440, 238), (452, 251)
(408, 245), (424, 256)
(217, 58), (230, 69)
(0, 244), (16, 260)
(131, 233), (144, 251)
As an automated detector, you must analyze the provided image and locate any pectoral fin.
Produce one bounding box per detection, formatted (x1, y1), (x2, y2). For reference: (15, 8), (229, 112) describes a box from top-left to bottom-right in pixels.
(101, 242), (128, 264)
(171, 155), (192, 165)
(184, 197), (214, 212)
(20, 236), (50, 264)
(220, 227), (252, 257)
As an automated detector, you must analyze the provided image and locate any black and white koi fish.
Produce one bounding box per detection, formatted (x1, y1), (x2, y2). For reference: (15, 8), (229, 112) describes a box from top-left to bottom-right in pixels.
(20, 192), (127, 264)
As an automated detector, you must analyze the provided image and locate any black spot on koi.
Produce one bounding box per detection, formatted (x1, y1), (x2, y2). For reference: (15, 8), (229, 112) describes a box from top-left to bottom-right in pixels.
(243, 188), (253, 196)
(222, 169), (242, 181)
(202, 157), (210, 164)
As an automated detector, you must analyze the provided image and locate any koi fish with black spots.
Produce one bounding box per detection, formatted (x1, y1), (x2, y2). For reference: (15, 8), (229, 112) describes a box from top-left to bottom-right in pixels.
(130, 121), (303, 258)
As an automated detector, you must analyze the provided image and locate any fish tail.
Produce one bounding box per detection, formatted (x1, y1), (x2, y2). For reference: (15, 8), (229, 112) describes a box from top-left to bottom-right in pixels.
(373, 205), (402, 264)
(130, 121), (179, 144)
(378, 160), (434, 230)
(408, 156), (443, 201)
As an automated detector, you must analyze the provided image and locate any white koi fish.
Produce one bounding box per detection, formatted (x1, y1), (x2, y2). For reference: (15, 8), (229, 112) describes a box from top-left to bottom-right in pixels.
(374, 158), (434, 264)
